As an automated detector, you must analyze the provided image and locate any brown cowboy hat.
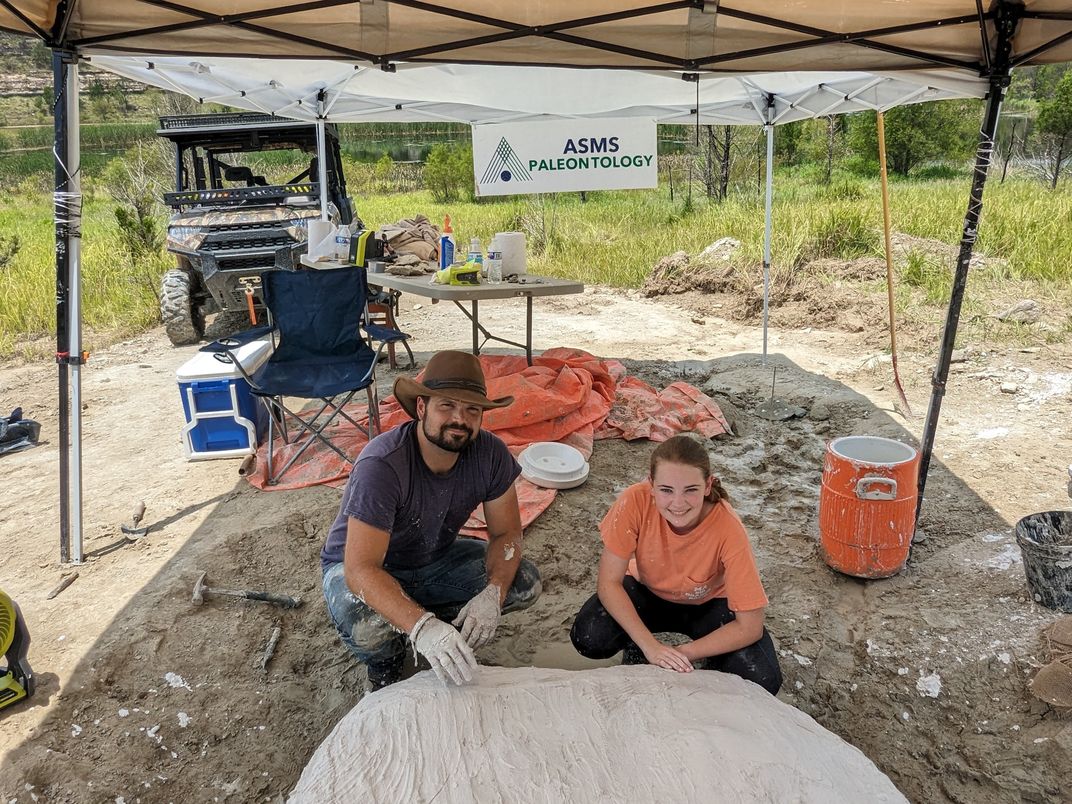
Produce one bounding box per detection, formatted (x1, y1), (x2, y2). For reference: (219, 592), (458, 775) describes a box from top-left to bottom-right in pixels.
(393, 350), (513, 419)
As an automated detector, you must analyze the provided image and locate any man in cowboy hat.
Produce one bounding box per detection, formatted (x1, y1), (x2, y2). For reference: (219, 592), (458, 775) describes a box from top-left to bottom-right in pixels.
(320, 350), (542, 689)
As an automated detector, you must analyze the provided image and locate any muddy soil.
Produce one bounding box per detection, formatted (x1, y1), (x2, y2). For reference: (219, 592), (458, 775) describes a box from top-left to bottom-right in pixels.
(1, 284), (1071, 803)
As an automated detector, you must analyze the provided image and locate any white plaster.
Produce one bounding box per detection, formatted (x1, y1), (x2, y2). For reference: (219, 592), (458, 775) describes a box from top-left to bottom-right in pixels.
(289, 666), (906, 803)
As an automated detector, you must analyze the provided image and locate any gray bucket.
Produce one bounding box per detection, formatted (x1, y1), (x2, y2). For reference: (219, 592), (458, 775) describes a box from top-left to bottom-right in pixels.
(1015, 510), (1072, 613)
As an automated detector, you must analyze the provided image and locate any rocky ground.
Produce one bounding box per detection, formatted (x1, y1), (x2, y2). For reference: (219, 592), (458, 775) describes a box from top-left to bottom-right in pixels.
(1, 274), (1071, 803)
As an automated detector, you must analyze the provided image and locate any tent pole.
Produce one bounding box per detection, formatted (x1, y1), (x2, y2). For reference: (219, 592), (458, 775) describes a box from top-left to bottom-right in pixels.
(316, 121), (328, 220)
(916, 3), (1020, 518)
(877, 111), (913, 418)
(53, 48), (83, 564)
(762, 103), (774, 363)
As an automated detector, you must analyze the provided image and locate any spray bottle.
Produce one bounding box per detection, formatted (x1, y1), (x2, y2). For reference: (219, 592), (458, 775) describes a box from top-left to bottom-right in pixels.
(439, 215), (455, 270)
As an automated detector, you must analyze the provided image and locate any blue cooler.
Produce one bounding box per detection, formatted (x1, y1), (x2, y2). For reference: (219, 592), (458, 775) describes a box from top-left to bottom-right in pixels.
(176, 339), (274, 460)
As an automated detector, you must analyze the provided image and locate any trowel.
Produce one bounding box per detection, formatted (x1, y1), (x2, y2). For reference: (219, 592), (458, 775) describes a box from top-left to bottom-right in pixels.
(120, 501), (149, 540)
(754, 366), (805, 422)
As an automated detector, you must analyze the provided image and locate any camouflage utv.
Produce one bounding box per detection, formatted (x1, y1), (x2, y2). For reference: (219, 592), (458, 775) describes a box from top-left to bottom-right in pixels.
(157, 113), (358, 345)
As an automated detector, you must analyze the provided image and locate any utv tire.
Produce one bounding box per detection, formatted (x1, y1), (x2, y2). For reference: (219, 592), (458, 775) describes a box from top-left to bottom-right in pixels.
(160, 268), (205, 346)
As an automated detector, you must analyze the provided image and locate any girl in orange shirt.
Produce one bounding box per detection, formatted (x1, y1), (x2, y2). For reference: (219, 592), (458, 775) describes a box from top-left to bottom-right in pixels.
(571, 435), (782, 694)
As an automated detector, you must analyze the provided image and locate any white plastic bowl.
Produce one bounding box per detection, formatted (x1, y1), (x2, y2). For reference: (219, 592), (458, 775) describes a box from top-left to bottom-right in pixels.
(518, 442), (590, 490)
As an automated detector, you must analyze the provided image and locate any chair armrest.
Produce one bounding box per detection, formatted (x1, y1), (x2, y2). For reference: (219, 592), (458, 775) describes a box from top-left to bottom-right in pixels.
(199, 325), (274, 352)
(199, 325), (275, 389)
(363, 322), (410, 343)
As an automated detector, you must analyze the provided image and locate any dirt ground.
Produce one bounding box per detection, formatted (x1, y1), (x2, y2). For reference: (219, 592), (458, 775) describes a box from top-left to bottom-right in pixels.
(1, 281), (1071, 803)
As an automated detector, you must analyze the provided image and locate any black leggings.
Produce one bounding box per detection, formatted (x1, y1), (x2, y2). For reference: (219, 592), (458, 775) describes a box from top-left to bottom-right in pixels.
(570, 576), (783, 695)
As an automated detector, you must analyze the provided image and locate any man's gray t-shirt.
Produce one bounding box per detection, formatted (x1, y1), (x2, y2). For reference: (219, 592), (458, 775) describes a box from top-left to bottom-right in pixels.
(320, 421), (520, 570)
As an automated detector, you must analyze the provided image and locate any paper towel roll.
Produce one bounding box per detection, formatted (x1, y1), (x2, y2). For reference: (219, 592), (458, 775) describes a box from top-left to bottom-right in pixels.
(496, 231), (527, 276)
(308, 220), (335, 258)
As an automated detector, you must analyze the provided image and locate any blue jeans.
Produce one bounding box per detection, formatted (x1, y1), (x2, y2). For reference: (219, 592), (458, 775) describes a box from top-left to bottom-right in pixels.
(322, 537), (541, 674)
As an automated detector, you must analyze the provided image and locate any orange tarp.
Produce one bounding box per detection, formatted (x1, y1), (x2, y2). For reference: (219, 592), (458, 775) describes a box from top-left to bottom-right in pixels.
(247, 349), (729, 536)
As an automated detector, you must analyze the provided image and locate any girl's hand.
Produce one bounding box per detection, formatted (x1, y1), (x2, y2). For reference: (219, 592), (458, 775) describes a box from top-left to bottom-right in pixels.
(642, 641), (694, 673)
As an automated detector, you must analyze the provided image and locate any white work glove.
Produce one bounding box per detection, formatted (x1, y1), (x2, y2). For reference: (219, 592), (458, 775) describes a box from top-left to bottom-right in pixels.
(451, 584), (502, 650)
(409, 612), (479, 686)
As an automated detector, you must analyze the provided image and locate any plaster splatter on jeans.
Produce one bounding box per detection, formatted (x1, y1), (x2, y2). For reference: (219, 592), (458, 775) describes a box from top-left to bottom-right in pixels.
(323, 537), (541, 668)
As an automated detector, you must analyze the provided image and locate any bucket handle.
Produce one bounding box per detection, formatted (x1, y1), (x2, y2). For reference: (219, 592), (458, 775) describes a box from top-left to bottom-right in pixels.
(856, 476), (898, 501)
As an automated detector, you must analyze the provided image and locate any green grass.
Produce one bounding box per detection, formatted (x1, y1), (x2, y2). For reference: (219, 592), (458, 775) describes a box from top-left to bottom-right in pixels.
(0, 193), (169, 355)
(1, 164), (1070, 358)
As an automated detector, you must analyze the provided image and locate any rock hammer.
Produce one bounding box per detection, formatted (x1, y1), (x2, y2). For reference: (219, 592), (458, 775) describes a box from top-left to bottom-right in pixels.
(191, 572), (302, 609)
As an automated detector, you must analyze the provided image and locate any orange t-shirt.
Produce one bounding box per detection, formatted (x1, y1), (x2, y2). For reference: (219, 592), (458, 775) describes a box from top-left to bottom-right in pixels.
(600, 481), (769, 611)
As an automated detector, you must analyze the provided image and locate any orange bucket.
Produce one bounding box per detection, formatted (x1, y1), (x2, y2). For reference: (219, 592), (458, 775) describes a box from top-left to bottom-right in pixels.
(818, 436), (920, 579)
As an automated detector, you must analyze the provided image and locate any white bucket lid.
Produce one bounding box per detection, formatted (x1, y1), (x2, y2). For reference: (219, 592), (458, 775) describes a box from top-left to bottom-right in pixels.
(518, 442), (590, 490)
(829, 435), (917, 466)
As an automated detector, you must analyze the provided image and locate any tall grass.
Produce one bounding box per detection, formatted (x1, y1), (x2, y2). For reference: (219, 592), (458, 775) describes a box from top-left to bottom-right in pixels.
(1, 168), (1070, 357)
(0, 196), (168, 355)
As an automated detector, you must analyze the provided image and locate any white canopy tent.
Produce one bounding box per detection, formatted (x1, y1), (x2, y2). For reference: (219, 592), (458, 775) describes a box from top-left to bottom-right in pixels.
(88, 56), (986, 125)
(0, 1), (1070, 564)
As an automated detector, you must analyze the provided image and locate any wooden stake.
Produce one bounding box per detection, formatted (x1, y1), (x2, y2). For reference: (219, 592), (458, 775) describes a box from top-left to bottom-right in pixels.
(260, 625), (282, 674)
(877, 111), (913, 418)
(46, 571), (79, 600)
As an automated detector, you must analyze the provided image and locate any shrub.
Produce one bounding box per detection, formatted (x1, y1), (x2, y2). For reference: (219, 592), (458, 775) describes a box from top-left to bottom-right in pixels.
(912, 163), (968, 180)
(901, 249), (952, 304)
(0, 233), (20, 269)
(101, 142), (171, 262)
(800, 209), (880, 262)
(373, 154), (394, 194)
(424, 143), (474, 202)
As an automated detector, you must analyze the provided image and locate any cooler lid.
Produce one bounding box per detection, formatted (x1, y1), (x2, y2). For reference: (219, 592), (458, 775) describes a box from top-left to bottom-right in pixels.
(176, 339), (274, 382)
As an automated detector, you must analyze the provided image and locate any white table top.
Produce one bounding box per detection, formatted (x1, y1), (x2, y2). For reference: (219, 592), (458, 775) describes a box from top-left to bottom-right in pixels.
(369, 272), (584, 301)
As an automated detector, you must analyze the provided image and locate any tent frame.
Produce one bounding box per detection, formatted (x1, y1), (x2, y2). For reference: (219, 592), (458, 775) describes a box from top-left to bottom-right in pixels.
(46, 1), (1042, 75)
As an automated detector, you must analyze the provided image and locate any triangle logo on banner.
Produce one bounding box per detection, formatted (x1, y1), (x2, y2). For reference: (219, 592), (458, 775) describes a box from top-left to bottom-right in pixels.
(480, 137), (532, 185)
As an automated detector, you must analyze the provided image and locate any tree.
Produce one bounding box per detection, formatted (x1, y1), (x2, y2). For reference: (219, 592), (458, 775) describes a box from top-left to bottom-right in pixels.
(101, 141), (171, 261)
(423, 142), (474, 202)
(847, 100), (979, 175)
(1036, 71), (1072, 189)
(34, 85), (54, 119)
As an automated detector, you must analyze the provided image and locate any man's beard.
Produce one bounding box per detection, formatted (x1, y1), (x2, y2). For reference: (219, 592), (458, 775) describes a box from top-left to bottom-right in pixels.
(422, 417), (475, 453)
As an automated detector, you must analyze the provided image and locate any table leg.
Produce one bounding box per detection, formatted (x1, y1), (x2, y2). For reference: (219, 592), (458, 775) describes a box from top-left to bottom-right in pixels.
(472, 299), (479, 355)
(526, 296), (533, 365)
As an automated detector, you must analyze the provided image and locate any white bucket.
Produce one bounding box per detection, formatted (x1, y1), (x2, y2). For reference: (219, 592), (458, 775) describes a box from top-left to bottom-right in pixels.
(496, 231), (527, 276)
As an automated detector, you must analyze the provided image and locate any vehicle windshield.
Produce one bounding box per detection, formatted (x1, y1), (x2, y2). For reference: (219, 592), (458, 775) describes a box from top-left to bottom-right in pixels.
(182, 144), (319, 191)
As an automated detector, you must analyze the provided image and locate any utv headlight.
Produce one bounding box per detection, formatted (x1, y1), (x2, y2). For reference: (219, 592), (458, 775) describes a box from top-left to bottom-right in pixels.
(166, 226), (205, 250)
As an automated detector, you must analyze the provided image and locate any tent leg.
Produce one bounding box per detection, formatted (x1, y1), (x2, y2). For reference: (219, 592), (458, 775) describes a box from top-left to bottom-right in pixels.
(53, 49), (83, 564)
(316, 119), (329, 220)
(762, 119), (774, 363)
(916, 5), (1020, 518)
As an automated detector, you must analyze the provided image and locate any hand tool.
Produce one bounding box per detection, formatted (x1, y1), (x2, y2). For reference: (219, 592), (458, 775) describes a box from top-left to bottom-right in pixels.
(0, 589), (34, 710)
(191, 572), (302, 609)
(260, 624), (282, 673)
(120, 501), (149, 539)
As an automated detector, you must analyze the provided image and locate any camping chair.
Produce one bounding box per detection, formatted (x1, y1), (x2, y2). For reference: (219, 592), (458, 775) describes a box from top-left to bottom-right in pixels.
(204, 266), (411, 485)
(367, 288), (414, 369)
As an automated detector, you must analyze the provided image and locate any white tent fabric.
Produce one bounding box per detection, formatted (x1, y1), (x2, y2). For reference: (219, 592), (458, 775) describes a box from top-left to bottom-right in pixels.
(88, 56), (988, 125)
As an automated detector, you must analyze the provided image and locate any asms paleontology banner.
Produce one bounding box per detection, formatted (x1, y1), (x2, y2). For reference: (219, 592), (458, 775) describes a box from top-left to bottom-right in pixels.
(472, 117), (657, 197)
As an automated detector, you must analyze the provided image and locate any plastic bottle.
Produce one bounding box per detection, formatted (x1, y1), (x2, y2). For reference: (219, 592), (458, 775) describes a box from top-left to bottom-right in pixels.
(467, 236), (484, 276)
(439, 216), (455, 270)
(334, 223), (352, 261)
(486, 237), (503, 284)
